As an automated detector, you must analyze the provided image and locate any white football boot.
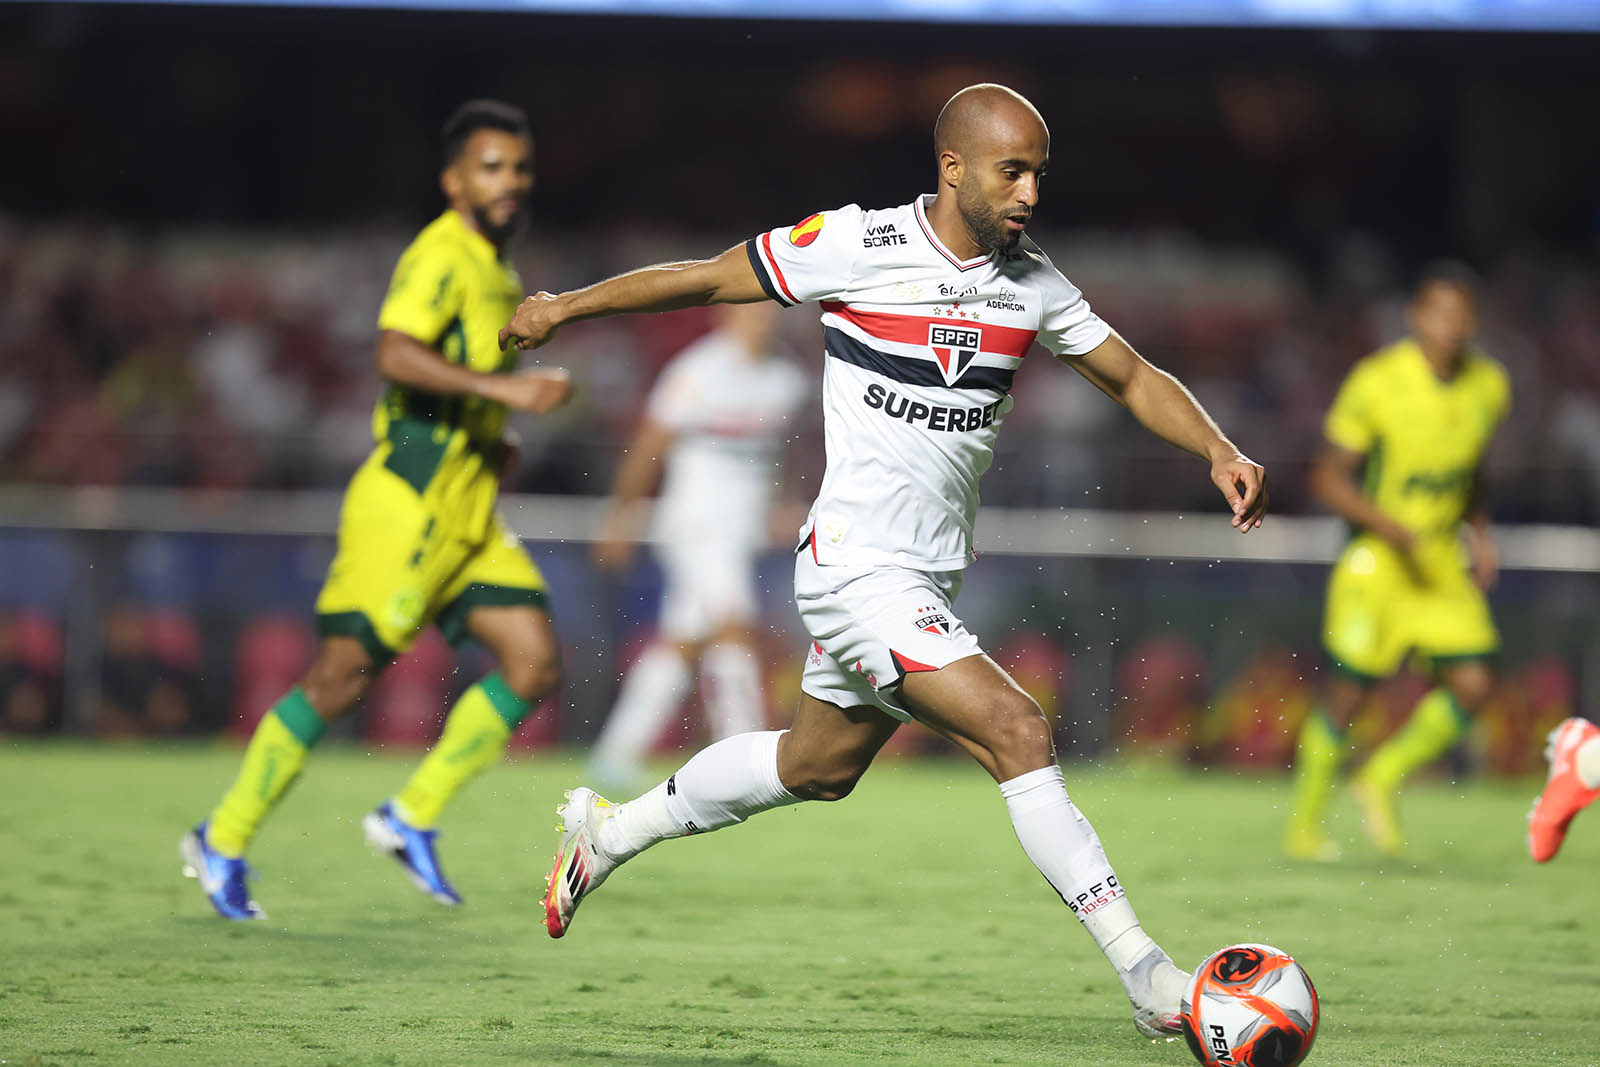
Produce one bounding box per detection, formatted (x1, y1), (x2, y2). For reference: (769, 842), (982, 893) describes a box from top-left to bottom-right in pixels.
(543, 787), (618, 938)
(1123, 945), (1188, 1039)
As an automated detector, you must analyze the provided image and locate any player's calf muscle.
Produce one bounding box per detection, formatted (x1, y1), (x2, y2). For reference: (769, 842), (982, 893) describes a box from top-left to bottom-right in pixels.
(775, 705), (894, 801)
(782, 762), (868, 802)
(776, 734), (875, 801)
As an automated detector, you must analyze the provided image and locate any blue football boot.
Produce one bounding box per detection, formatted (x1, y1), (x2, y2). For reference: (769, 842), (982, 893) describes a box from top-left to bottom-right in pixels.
(179, 822), (266, 920)
(362, 802), (463, 906)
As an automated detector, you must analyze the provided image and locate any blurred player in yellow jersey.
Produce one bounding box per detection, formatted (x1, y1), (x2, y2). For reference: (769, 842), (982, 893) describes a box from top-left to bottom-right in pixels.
(1285, 263), (1510, 861)
(181, 100), (573, 919)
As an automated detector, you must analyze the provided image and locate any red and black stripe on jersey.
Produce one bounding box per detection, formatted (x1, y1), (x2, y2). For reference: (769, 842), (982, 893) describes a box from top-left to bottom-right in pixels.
(745, 235), (800, 307)
(822, 301), (1037, 394)
(823, 327), (1017, 392)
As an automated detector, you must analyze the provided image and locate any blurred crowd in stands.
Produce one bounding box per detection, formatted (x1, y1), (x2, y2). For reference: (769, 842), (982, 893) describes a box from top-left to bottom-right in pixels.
(2, 215), (1598, 520)
(3, 8), (1597, 754)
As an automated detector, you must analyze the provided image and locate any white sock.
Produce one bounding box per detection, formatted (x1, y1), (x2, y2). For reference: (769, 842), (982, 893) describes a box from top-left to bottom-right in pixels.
(701, 642), (764, 740)
(1577, 735), (1600, 789)
(591, 644), (693, 772)
(598, 730), (798, 862)
(1000, 764), (1157, 974)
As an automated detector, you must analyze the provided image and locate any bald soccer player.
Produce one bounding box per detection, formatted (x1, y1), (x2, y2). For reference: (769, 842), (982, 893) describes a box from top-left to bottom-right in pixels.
(502, 84), (1268, 1040)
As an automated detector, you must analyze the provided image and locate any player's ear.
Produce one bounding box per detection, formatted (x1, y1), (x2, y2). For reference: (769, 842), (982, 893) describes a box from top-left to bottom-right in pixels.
(939, 150), (964, 190)
(440, 165), (462, 202)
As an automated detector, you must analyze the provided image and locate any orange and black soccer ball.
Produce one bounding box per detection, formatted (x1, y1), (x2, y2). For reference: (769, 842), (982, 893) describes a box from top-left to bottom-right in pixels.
(1180, 944), (1319, 1067)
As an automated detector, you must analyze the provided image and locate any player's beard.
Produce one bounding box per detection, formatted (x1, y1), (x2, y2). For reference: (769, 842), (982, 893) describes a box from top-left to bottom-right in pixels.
(473, 203), (523, 249)
(956, 179), (1021, 253)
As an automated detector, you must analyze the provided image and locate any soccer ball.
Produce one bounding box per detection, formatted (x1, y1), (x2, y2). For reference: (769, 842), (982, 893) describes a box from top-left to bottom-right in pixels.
(1180, 944), (1319, 1067)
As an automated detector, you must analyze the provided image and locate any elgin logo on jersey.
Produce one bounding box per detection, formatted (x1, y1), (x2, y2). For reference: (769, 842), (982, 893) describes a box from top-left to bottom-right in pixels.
(928, 324), (981, 385)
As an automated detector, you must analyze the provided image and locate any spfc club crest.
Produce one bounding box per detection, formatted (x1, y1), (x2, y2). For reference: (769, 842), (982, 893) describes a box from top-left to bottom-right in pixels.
(928, 323), (982, 386)
(914, 606), (952, 637)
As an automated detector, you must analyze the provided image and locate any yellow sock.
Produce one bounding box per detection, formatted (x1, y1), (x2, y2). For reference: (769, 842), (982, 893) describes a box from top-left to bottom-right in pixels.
(392, 673), (529, 830)
(1358, 687), (1469, 794)
(208, 688), (326, 858)
(1287, 709), (1345, 831)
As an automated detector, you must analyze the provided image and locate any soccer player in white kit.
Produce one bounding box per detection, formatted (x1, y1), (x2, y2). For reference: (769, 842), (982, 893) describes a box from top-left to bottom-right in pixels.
(588, 303), (808, 791)
(502, 84), (1268, 1040)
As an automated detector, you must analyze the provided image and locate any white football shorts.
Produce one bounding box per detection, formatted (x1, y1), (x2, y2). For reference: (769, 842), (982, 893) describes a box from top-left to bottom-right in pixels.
(793, 547), (983, 722)
(656, 538), (761, 643)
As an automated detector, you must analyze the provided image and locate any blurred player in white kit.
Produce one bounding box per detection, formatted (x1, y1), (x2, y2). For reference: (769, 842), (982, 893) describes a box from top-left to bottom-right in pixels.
(589, 303), (808, 791)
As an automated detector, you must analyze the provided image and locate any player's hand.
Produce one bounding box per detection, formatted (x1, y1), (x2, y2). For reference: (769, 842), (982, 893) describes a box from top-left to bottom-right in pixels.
(1373, 517), (1418, 554)
(591, 536), (637, 573)
(500, 292), (565, 351)
(591, 508), (640, 573)
(491, 367), (573, 414)
(1464, 525), (1499, 590)
(1211, 452), (1267, 532)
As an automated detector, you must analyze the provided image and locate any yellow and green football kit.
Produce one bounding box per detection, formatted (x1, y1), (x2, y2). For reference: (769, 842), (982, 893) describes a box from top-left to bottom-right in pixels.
(202, 211), (549, 866)
(315, 209), (549, 663)
(1320, 338), (1510, 679)
(1287, 337), (1510, 859)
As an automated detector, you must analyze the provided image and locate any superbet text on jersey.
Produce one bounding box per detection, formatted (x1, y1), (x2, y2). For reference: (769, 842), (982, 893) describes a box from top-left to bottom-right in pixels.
(746, 196), (1110, 573)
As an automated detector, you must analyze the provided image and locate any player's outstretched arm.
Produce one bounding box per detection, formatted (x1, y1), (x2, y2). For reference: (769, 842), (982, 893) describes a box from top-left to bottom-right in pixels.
(499, 244), (769, 352)
(376, 329), (573, 414)
(1064, 330), (1267, 532)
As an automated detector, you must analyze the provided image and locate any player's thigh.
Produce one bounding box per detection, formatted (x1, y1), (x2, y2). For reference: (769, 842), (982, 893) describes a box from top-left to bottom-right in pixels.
(794, 554), (977, 724)
(1322, 540), (1408, 680)
(899, 653), (1055, 782)
(777, 692), (901, 801)
(314, 456), (463, 663)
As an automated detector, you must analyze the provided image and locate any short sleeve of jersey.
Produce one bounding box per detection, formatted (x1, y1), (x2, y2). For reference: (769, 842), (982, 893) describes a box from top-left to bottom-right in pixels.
(745, 204), (864, 307)
(1030, 249), (1113, 357)
(377, 237), (467, 344)
(1324, 361), (1378, 455)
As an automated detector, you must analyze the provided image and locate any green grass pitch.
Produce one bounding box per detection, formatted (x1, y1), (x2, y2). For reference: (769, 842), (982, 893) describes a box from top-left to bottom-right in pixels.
(1, 740), (1595, 1065)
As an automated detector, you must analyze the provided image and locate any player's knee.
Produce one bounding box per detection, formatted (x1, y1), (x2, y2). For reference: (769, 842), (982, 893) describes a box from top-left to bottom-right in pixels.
(300, 641), (376, 718)
(1325, 682), (1367, 729)
(987, 697), (1054, 770)
(1444, 664), (1493, 712)
(497, 647), (562, 704)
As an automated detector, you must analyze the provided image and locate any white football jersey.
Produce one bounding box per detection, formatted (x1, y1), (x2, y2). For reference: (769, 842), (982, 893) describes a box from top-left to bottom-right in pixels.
(647, 329), (809, 548)
(746, 195), (1111, 571)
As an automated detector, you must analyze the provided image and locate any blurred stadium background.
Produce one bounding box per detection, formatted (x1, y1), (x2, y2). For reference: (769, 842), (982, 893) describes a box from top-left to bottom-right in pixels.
(2, 0), (1597, 782)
